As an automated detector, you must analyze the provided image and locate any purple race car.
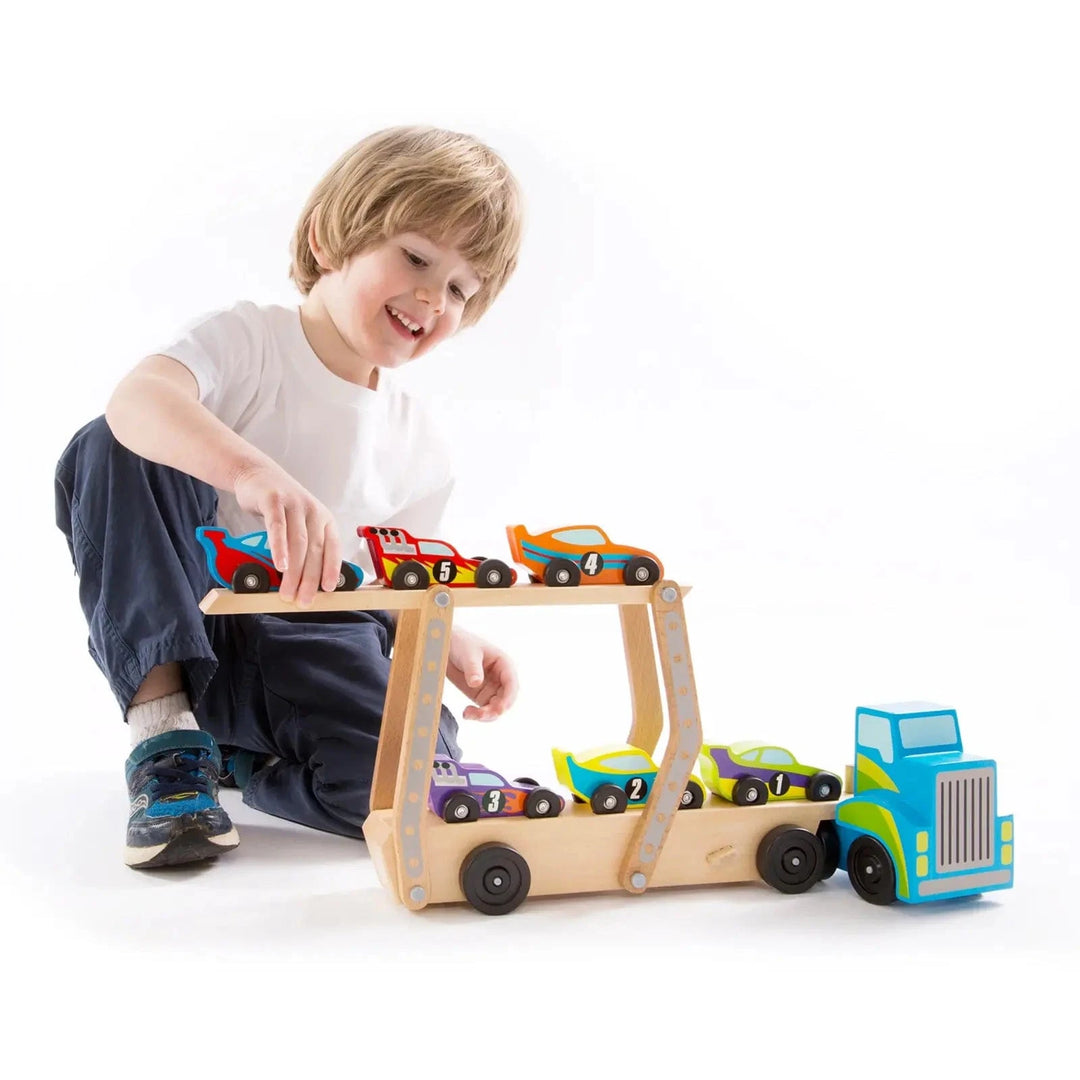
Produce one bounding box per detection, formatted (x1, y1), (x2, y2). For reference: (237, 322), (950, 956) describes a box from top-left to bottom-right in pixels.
(429, 755), (564, 822)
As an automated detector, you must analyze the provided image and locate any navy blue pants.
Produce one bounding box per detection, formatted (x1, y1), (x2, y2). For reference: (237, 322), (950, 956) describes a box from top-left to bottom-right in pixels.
(54, 416), (460, 839)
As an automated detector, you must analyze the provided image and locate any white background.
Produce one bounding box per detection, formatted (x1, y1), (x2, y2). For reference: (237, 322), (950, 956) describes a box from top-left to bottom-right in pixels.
(1, 0), (1076, 1071)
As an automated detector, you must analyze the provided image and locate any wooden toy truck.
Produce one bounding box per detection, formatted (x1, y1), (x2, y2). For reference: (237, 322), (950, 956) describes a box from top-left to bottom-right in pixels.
(201, 575), (841, 914)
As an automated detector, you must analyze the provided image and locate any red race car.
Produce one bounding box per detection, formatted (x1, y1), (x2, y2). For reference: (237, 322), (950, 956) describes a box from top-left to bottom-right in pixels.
(196, 526), (364, 593)
(359, 526), (516, 589)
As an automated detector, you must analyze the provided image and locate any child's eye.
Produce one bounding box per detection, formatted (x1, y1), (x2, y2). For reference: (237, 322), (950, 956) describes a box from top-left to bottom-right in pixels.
(451, 285), (467, 301)
(404, 250), (425, 267)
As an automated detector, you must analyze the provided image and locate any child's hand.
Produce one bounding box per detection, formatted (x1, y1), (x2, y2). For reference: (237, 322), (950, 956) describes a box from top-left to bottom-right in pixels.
(446, 628), (519, 721)
(232, 461), (343, 607)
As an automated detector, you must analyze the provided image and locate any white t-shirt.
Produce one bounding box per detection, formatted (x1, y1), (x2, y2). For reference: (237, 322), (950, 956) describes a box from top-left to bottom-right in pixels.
(157, 301), (454, 575)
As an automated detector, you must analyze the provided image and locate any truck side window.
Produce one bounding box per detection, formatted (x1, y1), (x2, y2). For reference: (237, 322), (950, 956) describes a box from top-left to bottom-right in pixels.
(856, 712), (894, 764)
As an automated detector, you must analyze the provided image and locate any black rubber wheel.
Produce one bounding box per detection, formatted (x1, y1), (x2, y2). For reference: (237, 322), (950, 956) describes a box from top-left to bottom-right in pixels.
(733, 776), (769, 806)
(475, 558), (512, 588)
(442, 793), (480, 824)
(623, 556), (660, 586)
(807, 771), (842, 802)
(847, 836), (898, 905)
(460, 843), (531, 915)
(590, 783), (627, 815)
(756, 825), (826, 894)
(544, 558), (581, 587)
(817, 820), (840, 880)
(524, 787), (561, 818)
(391, 560), (428, 590)
(232, 563), (271, 593)
(334, 563), (361, 591)
(679, 777), (706, 810)
(512, 776), (540, 787)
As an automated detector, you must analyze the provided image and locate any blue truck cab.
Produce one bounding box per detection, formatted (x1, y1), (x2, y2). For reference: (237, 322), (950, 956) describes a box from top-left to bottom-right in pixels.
(835, 702), (1014, 905)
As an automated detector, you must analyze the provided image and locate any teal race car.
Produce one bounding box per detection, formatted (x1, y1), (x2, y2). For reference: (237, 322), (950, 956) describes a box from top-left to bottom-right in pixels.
(552, 743), (705, 814)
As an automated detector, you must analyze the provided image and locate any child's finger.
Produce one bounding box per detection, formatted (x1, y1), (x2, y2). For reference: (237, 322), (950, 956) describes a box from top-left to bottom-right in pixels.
(296, 521), (325, 607)
(321, 523), (344, 593)
(263, 496), (289, 573)
(279, 509), (308, 602)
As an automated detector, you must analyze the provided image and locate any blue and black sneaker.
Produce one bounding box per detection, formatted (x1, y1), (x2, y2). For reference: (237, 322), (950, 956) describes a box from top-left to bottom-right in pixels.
(125, 730), (239, 868)
(218, 745), (274, 790)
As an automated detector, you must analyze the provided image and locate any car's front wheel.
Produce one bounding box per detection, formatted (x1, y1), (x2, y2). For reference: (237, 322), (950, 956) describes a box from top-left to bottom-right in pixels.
(524, 788), (561, 818)
(807, 771), (842, 801)
(679, 777), (706, 810)
(334, 563), (361, 591)
(475, 558), (513, 588)
(232, 563), (271, 593)
(623, 556), (660, 586)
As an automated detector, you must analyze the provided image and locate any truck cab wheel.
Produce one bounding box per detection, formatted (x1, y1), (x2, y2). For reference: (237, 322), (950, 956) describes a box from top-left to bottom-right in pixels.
(847, 836), (898, 905)
(817, 820), (840, 879)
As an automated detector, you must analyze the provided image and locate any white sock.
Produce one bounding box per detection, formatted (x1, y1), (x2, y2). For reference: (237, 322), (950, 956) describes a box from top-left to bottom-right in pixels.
(126, 691), (201, 747)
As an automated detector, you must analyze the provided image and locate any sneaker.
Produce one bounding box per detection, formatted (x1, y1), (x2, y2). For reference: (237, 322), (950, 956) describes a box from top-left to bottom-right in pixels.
(124, 730), (239, 868)
(218, 745), (274, 790)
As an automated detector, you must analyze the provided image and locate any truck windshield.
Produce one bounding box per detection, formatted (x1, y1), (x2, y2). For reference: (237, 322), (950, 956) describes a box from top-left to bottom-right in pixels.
(898, 713), (960, 752)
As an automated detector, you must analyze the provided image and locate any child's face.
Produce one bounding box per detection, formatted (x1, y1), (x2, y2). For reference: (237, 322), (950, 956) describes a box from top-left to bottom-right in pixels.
(317, 231), (482, 371)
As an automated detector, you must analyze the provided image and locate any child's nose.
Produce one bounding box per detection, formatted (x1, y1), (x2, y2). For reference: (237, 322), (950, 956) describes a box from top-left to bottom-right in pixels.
(414, 286), (444, 315)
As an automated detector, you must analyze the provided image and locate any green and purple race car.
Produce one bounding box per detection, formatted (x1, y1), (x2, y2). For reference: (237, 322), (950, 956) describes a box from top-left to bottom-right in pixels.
(698, 741), (842, 806)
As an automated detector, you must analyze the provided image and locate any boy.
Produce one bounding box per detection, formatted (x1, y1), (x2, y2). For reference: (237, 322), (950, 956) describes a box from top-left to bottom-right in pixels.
(54, 125), (524, 868)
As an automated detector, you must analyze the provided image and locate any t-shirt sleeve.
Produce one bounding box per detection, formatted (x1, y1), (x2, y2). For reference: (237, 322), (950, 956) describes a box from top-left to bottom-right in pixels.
(154, 303), (263, 429)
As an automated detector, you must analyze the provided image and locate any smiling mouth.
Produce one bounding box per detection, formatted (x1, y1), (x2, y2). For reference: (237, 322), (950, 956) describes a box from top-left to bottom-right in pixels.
(386, 306), (424, 339)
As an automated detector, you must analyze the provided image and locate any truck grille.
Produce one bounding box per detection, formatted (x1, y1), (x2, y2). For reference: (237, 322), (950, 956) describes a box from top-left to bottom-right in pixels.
(937, 768), (995, 872)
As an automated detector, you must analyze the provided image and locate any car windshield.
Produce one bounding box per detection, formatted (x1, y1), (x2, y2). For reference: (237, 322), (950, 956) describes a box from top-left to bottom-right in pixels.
(600, 753), (652, 771)
(759, 748), (795, 766)
(553, 528), (606, 546)
(241, 535), (266, 548)
(420, 541), (454, 556)
(898, 713), (960, 752)
(468, 772), (504, 787)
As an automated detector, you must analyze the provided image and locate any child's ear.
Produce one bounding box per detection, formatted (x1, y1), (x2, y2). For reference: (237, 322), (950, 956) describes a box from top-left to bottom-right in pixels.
(307, 208), (336, 271)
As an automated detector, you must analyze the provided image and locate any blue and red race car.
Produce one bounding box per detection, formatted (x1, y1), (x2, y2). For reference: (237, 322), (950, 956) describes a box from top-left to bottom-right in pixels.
(196, 526), (365, 593)
(429, 755), (563, 822)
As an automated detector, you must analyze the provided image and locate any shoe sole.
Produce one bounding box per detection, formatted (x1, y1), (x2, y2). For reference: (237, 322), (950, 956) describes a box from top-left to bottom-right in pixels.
(125, 825), (240, 869)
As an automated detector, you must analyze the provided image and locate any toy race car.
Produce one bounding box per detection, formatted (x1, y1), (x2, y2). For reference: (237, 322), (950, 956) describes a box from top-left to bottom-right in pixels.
(360, 526), (517, 589)
(698, 741), (843, 806)
(196, 526), (364, 593)
(551, 743), (705, 814)
(506, 524), (664, 587)
(429, 756), (563, 822)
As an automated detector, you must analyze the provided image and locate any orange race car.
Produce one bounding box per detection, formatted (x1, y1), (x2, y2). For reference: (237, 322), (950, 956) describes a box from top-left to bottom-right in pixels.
(360, 526), (517, 589)
(506, 524), (664, 587)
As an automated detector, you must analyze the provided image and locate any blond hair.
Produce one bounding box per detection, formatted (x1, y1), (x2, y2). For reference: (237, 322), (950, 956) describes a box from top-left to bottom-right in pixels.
(290, 125), (523, 328)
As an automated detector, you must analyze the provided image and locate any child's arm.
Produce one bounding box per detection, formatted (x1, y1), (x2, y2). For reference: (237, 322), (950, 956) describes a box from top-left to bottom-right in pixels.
(106, 354), (343, 606)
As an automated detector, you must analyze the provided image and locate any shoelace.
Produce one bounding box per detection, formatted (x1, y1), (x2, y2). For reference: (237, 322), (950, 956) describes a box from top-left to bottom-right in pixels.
(149, 750), (218, 799)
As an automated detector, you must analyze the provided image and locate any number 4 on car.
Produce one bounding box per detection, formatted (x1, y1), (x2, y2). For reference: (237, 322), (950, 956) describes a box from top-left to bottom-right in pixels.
(505, 524), (664, 587)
